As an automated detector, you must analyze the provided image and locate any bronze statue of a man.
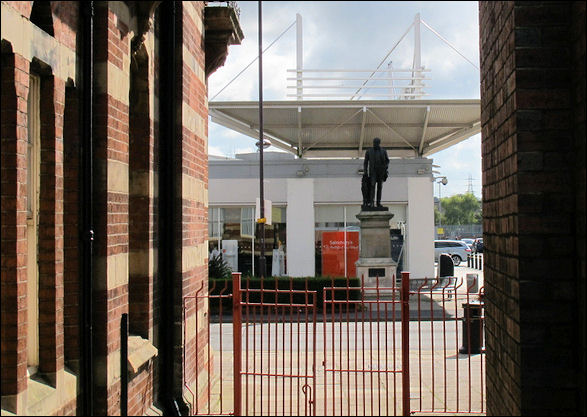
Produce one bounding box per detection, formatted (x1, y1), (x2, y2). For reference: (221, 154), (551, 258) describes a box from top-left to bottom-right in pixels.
(362, 137), (389, 209)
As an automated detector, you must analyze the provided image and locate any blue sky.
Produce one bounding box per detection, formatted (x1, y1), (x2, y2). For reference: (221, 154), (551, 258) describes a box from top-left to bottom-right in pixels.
(208, 1), (481, 199)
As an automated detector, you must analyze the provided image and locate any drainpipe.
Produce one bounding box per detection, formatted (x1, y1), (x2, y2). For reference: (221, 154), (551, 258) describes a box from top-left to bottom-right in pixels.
(159, 2), (183, 415)
(80, 1), (95, 415)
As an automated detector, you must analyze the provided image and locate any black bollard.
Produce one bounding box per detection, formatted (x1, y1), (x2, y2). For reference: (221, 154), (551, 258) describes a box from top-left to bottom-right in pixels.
(459, 301), (484, 354)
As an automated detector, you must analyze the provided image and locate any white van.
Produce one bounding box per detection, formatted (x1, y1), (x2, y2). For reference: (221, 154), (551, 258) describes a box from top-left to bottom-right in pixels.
(434, 240), (472, 266)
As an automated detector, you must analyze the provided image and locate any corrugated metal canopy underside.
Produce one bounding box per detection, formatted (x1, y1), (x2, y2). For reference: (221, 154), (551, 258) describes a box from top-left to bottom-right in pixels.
(209, 99), (481, 158)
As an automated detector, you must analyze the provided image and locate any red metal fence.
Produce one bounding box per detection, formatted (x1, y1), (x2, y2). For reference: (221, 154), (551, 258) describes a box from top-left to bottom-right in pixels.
(183, 272), (485, 416)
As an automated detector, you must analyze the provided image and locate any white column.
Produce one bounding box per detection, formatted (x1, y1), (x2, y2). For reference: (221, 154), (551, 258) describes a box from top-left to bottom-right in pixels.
(286, 178), (315, 277)
(406, 177), (435, 278)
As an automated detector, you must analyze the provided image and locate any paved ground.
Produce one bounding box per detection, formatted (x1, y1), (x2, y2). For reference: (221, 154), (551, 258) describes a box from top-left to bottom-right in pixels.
(199, 263), (486, 416)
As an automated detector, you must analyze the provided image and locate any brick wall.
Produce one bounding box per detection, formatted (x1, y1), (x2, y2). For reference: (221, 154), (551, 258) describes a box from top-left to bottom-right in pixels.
(2, 1), (229, 414)
(175, 3), (212, 411)
(63, 84), (80, 372)
(480, 1), (586, 414)
(127, 361), (155, 416)
(37, 71), (65, 385)
(570, 2), (586, 414)
(479, 3), (519, 411)
(1, 41), (30, 402)
(1, 1), (78, 413)
(91, 2), (135, 414)
(90, 2), (212, 414)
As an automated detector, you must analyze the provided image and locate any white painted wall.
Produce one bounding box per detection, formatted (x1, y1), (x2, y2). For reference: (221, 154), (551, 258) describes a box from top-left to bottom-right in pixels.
(406, 177), (435, 278)
(313, 177), (408, 203)
(286, 178), (315, 277)
(209, 178), (287, 205)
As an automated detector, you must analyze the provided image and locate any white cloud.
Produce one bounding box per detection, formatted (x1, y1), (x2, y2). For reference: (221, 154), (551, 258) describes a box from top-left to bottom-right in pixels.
(208, 1), (482, 196)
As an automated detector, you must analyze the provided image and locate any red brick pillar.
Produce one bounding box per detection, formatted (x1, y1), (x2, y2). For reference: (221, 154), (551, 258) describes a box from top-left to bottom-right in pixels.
(37, 73), (65, 387)
(175, 2), (212, 409)
(480, 1), (586, 414)
(1, 45), (30, 408)
(63, 83), (80, 371)
(92, 2), (131, 414)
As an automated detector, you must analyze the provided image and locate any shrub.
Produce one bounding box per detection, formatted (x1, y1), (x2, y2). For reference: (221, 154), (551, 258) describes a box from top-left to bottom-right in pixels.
(208, 254), (232, 279)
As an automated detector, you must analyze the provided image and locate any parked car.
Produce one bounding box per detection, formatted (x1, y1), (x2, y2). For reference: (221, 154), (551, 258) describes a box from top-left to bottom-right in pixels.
(434, 240), (472, 266)
(473, 238), (484, 253)
(461, 238), (475, 250)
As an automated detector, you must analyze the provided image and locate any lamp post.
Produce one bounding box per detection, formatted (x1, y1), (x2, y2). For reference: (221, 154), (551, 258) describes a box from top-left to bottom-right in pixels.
(257, 0), (266, 278)
(434, 176), (448, 238)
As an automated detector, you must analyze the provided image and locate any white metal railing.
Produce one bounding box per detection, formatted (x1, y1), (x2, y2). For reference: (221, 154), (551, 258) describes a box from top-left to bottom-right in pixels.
(286, 68), (432, 100)
(209, 12), (478, 103)
(286, 13), (433, 101)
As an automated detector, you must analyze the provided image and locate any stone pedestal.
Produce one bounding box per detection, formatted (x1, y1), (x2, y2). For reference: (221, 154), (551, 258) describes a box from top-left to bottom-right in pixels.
(355, 211), (397, 298)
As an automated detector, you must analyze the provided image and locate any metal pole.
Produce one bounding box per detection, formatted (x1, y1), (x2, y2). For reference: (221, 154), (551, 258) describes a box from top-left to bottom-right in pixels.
(232, 272), (242, 416)
(401, 271), (411, 416)
(438, 181), (442, 231)
(251, 217), (255, 277)
(121, 313), (128, 416)
(296, 13), (303, 100)
(387, 61), (394, 99)
(344, 207), (347, 278)
(258, 0), (266, 278)
(159, 3), (182, 414)
(413, 13), (422, 98)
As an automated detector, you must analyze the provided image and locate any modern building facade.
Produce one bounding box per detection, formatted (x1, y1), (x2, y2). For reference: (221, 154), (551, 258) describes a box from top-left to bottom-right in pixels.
(1, 1), (242, 415)
(209, 152), (435, 279)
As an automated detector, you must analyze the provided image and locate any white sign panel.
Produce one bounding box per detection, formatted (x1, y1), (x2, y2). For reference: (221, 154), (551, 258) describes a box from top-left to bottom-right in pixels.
(255, 198), (272, 225)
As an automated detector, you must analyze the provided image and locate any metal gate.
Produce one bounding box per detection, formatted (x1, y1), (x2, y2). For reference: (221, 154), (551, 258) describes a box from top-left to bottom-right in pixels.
(184, 272), (485, 416)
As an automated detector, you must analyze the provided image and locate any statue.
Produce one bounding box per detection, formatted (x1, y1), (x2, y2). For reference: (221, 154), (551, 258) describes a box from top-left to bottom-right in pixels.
(362, 137), (389, 210)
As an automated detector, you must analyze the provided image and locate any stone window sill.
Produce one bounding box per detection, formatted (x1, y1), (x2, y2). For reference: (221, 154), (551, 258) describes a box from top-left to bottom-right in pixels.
(127, 335), (158, 374)
(0, 369), (77, 416)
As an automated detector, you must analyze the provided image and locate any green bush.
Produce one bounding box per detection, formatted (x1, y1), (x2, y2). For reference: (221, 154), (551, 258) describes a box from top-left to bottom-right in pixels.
(208, 254), (232, 279)
(208, 276), (362, 314)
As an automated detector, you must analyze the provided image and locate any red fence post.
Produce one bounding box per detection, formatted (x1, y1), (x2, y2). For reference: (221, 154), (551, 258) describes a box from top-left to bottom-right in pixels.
(232, 272), (242, 416)
(401, 271), (411, 416)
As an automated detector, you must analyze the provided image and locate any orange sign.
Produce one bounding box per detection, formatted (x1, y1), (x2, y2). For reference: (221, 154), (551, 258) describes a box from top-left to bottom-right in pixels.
(321, 231), (359, 278)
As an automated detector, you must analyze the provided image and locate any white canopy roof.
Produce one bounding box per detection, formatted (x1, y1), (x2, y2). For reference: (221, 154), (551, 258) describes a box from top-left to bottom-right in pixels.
(209, 99), (480, 158)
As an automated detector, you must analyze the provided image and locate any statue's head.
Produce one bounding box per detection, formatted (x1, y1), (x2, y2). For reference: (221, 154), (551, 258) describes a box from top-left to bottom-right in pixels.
(373, 137), (381, 148)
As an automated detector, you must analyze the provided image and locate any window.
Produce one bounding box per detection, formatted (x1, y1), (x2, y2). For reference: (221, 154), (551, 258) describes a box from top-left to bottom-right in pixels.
(26, 74), (41, 374)
(240, 207), (254, 238)
(315, 204), (406, 278)
(208, 206), (287, 277)
(315, 206), (360, 278)
(208, 207), (224, 239)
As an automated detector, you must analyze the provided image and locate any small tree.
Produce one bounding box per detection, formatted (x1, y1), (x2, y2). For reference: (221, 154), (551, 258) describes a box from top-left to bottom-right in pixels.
(439, 193), (482, 225)
(208, 254), (232, 279)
